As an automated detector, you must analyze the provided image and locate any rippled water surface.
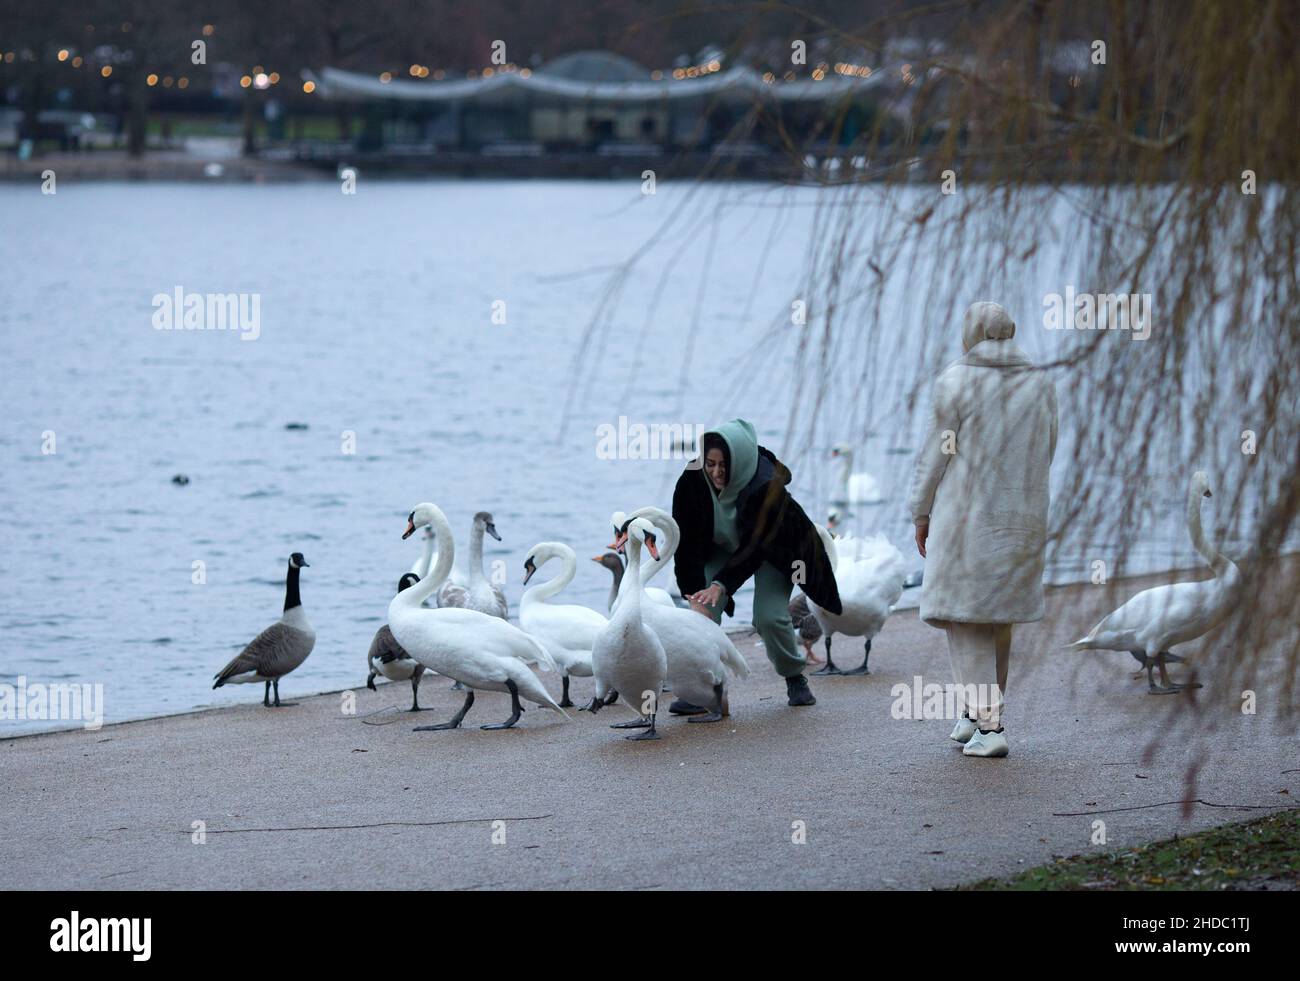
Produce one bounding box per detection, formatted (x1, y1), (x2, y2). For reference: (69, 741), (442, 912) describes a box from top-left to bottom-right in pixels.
(1, 181), (1283, 733)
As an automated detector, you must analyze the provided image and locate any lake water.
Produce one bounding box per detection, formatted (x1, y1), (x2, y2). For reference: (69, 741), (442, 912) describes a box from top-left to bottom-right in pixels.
(1, 180), (1286, 734)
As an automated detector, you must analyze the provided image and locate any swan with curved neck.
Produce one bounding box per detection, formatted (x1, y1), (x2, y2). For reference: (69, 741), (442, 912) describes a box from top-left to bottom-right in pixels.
(807, 525), (905, 676)
(586, 517), (667, 740)
(1067, 471), (1241, 693)
(609, 506), (683, 611)
(391, 503), (567, 730)
(830, 443), (883, 506)
(520, 542), (609, 707)
(608, 506), (750, 719)
(436, 511), (508, 620)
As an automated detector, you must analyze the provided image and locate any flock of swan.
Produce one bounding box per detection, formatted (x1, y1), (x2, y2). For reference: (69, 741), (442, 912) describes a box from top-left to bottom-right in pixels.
(210, 456), (1243, 736)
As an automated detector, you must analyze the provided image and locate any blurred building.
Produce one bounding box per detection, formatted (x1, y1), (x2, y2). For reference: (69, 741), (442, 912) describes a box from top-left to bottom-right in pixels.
(310, 49), (887, 155)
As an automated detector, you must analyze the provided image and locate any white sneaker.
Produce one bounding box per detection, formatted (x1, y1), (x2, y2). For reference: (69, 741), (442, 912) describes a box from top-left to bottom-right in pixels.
(949, 715), (977, 744)
(962, 728), (1009, 758)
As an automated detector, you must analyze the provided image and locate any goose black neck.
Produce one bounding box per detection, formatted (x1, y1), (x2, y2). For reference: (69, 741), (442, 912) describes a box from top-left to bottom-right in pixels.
(284, 563), (302, 611)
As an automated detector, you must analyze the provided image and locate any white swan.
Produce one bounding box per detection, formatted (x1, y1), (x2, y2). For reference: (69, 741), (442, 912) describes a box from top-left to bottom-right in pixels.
(808, 528), (905, 675)
(829, 443), (883, 505)
(409, 526), (435, 578)
(586, 517), (668, 740)
(520, 541), (609, 708)
(391, 503), (568, 731)
(366, 572), (428, 711)
(408, 526), (455, 608)
(609, 507), (750, 721)
(436, 511), (507, 620)
(608, 509), (681, 612)
(1067, 471), (1240, 693)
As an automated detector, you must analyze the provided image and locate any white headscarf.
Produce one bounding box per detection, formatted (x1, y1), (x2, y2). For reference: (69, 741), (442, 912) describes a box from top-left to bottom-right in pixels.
(961, 301), (1016, 353)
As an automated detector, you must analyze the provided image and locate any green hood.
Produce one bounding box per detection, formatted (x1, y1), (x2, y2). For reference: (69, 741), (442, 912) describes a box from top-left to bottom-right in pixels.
(703, 418), (759, 550)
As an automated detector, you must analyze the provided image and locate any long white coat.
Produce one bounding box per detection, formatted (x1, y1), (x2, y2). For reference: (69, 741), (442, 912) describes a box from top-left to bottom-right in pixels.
(907, 333), (1057, 626)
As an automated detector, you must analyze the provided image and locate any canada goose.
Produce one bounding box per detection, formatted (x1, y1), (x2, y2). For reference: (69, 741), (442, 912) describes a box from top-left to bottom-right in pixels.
(212, 553), (315, 707)
(788, 594), (825, 665)
(366, 572), (428, 711)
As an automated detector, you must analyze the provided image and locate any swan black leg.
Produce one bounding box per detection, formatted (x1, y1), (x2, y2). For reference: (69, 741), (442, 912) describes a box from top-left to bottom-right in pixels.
(689, 683), (727, 723)
(560, 674), (574, 708)
(409, 677), (424, 711)
(840, 637), (872, 675)
(625, 711), (661, 741)
(482, 679), (523, 730)
(813, 636), (843, 675)
(415, 690), (474, 730)
(582, 688), (618, 713)
(1148, 651), (1203, 694)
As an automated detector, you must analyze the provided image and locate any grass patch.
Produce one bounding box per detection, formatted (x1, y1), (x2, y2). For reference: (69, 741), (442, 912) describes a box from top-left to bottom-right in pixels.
(957, 808), (1300, 891)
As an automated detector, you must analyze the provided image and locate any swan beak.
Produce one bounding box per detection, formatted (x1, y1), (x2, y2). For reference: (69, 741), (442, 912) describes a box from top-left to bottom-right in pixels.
(645, 540), (660, 561)
(402, 519), (416, 540)
(522, 559), (536, 585)
(486, 523), (502, 542)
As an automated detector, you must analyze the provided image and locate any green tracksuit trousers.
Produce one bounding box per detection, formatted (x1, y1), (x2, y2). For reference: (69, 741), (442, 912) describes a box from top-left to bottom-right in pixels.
(701, 545), (805, 678)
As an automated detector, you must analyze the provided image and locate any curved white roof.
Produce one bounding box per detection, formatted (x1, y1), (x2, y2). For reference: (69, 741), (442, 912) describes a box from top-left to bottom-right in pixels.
(313, 63), (886, 104)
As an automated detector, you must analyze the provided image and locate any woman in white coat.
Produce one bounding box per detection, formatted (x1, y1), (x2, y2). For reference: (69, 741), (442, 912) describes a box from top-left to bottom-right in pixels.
(906, 301), (1057, 758)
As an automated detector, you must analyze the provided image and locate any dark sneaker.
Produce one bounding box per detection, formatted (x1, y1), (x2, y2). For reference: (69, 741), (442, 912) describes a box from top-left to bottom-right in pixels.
(785, 674), (816, 706)
(669, 698), (707, 715)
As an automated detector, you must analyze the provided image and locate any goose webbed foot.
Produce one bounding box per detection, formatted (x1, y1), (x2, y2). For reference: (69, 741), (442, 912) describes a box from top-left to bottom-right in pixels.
(415, 690), (474, 731)
(481, 680), (523, 730)
(407, 678), (427, 711)
(625, 714), (660, 740)
(271, 680), (295, 707)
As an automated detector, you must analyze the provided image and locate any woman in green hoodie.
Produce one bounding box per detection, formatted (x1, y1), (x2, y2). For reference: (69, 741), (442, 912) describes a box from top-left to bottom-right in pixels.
(671, 419), (842, 708)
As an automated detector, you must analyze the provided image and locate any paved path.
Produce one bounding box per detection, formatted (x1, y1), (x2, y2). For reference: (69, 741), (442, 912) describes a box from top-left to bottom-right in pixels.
(2, 567), (1295, 890)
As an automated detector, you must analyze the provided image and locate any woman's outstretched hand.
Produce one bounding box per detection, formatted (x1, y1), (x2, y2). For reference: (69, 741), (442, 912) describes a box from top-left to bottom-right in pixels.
(687, 583), (724, 616)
